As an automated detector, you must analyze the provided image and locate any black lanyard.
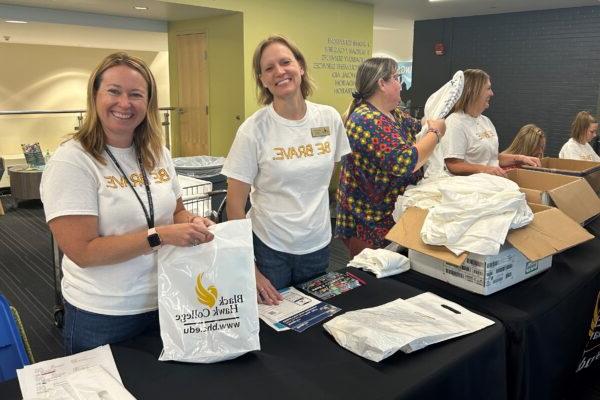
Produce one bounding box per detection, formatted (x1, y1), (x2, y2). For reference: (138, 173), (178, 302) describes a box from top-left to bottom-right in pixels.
(105, 146), (155, 229)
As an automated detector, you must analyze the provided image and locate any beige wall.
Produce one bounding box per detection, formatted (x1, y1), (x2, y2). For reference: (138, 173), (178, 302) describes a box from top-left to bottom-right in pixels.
(0, 43), (169, 155)
(165, 0), (373, 158)
(168, 12), (244, 157)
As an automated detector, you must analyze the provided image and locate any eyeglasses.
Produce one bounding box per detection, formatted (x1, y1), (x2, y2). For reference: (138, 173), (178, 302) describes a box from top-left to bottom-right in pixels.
(391, 73), (402, 83)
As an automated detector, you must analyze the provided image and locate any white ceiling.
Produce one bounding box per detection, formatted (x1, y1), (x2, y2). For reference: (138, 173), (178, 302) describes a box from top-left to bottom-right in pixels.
(0, 0), (233, 50)
(0, 0), (230, 21)
(1, 0), (599, 48)
(3, 0), (600, 23)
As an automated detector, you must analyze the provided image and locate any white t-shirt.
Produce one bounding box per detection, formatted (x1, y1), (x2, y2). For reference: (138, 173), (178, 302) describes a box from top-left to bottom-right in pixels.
(222, 101), (351, 254)
(442, 111), (500, 168)
(40, 139), (181, 315)
(559, 138), (600, 162)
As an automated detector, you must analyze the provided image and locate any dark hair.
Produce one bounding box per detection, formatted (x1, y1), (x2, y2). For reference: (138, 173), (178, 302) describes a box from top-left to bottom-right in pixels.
(343, 57), (397, 123)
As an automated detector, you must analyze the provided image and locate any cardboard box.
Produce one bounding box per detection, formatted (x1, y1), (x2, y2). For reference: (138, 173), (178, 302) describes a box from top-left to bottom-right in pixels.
(521, 157), (600, 194)
(386, 206), (593, 295)
(408, 248), (552, 295)
(505, 168), (600, 224)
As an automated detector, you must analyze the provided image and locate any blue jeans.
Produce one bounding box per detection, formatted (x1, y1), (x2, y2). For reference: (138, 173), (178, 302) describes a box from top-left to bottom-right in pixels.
(253, 234), (330, 289)
(63, 301), (159, 355)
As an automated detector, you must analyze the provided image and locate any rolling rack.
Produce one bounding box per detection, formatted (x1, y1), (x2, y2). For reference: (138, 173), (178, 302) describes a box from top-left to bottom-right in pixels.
(51, 176), (227, 328)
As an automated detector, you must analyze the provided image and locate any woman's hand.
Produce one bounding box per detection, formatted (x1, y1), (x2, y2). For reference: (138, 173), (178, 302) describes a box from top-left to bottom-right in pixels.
(427, 119), (446, 138)
(157, 221), (214, 247)
(255, 266), (283, 305)
(190, 215), (216, 228)
(481, 165), (507, 177)
(517, 155), (541, 167)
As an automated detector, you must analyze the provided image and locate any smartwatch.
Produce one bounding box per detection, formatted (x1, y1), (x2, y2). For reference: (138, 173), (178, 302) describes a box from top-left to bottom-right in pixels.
(147, 228), (162, 251)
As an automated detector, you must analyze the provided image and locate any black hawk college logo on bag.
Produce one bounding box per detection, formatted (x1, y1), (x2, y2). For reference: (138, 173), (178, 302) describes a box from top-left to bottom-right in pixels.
(158, 219), (261, 363)
(577, 292), (600, 371)
(196, 273), (218, 307)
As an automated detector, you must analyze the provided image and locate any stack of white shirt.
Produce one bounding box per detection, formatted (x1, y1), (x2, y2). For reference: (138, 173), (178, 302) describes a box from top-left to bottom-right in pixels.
(396, 174), (533, 256)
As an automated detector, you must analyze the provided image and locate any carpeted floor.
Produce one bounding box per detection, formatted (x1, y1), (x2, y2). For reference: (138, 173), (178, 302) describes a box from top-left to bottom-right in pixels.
(0, 198), (63, 362)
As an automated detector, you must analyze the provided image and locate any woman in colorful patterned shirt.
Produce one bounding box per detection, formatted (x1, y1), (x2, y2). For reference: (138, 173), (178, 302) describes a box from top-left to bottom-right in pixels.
(335, 57), (446, 257)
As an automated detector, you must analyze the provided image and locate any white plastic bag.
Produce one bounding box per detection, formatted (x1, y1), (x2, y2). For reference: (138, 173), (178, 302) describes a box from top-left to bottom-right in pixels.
(323, 293), (494, 362)
(158, 219), (260, 363)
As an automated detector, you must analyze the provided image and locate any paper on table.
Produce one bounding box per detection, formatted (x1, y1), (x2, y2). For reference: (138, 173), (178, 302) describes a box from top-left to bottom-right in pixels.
(65, 365), (136, 400)
(258, 287), (326, 331)
(17, 345), (121, 400)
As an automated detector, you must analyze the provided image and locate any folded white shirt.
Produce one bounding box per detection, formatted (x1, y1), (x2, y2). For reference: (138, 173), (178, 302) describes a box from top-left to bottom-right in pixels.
(347, 248), (410, 278)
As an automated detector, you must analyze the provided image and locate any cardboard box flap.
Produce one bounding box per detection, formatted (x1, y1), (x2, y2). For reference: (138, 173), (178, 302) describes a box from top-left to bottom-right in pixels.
(507, 208), (593, 261)
(385, 207), (468, 266)
(528, 203), (553, 213)
(547, 179), (600, 224)
(519, 187), (545, 205)
(524, 157), (600, 175)
(507, 168), (579, 190)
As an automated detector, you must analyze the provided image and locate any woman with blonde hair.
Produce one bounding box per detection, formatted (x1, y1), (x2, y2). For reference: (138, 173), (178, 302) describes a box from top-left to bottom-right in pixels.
(559, 111), (600, 161)
(335, 57), (446, 257)
(41, 52), (215, 354)
(502, 124), (546, 159)
(222, 35), (351, 304)
(443, 69), (540, 176)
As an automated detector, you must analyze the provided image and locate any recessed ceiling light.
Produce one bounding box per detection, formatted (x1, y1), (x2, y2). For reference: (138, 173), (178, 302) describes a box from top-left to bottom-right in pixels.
(134, 6), (148, 10)
(5, 20), (28, 24)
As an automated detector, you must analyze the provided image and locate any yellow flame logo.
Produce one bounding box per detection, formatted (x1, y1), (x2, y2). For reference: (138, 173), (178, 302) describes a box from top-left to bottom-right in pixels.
(195, 273), (218, 308)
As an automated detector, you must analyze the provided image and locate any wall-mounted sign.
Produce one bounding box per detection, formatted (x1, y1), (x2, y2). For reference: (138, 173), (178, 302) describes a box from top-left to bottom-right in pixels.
(312, 37), (370, 95)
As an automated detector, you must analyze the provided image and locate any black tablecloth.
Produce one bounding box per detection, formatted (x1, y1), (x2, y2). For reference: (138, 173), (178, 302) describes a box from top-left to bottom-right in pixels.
(0, 269), (506, 400)
(392, 237), (600, 400)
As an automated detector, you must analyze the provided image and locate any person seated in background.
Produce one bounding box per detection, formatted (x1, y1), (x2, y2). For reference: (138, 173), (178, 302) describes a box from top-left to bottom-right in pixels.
(222, 35), (351, 305)
(40, 53), (215, 355)
(443, 69), (540, 177)
(502, 124), (546, 159)
(335, 57), (446, 258)
(559, 111), (600, 161)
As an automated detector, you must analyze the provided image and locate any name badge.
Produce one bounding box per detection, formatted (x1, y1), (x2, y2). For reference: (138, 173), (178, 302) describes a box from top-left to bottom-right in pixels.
(311, 126), (331, 137)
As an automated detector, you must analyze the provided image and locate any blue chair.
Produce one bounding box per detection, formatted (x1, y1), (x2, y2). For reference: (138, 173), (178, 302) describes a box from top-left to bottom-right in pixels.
(0, 294), (32, 382)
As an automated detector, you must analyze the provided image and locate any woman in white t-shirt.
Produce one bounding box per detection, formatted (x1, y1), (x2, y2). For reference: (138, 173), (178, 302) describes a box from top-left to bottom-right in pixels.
(443, 69), (540, 176)
(222, 35), (351, 305)
(40, 53), (215, 354)
(559, 111), (600, 161)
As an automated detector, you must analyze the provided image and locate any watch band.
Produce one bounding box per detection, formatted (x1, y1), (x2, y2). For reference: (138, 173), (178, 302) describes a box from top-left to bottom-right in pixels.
(428, 128), (441, 143)
(147, 227), (162, 251)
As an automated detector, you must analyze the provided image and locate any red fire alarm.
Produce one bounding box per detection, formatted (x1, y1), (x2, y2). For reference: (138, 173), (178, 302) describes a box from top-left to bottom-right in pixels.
(434, 42), (445, 56)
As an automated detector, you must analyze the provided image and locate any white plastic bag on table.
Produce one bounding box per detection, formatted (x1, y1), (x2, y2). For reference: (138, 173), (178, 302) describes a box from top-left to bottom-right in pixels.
(158, 219), (260, 363)
(323, 292), (493, 362)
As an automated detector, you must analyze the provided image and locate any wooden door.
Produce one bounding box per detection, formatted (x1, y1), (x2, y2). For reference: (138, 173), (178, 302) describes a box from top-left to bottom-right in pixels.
(176, 33), (209, 156)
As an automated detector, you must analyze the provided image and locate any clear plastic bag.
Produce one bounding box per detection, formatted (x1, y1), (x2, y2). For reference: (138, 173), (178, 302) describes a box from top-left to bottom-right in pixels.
(158, 219), (260, 363)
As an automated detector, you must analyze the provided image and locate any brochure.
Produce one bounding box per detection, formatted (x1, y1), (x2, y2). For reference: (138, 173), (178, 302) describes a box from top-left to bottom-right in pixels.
(258, 287), (340, 332)
(297, 271), (364, 300)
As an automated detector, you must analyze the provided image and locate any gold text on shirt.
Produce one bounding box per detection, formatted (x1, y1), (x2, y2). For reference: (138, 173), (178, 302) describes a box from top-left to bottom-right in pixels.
(272, 141), (331, 160)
